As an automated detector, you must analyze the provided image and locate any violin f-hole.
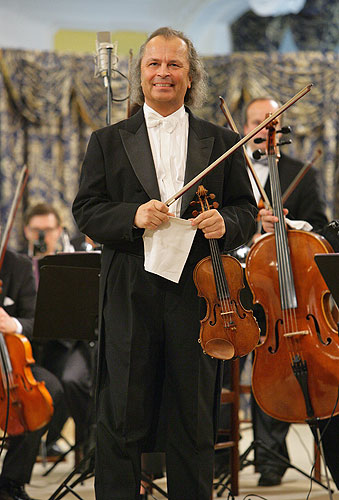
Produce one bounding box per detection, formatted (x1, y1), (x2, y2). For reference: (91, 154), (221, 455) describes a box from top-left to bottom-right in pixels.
(209, 303), (220, 326)
(231, 299), (246, 319)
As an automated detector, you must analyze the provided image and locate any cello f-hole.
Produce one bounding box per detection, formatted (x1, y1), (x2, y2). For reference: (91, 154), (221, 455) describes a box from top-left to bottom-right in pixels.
(268, 319), (283, 354)
(306, 313), (332, 346)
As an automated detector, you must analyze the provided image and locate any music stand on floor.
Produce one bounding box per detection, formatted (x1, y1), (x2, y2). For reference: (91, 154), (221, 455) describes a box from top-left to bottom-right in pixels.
(32, 252), (100, 499)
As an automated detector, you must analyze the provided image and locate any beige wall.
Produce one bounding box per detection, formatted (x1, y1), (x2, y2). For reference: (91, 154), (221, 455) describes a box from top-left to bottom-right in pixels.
(54, 29), (148, 56)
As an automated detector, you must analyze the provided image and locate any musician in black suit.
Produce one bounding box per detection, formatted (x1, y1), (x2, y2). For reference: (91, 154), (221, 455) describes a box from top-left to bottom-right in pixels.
(73, 27), (257, 500)
(23, 203), (93, 459)
(244, 97), (331, 488)
(0, 248), (64, 500)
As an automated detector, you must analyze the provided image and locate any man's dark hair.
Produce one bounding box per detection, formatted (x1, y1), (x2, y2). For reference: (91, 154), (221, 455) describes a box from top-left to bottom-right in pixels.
(130, 26), (207, 108)
(24, 202), (61, 226)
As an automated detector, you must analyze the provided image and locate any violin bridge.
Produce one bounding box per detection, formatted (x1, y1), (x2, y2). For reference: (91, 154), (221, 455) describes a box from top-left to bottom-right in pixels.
(283, 330), (309, 337)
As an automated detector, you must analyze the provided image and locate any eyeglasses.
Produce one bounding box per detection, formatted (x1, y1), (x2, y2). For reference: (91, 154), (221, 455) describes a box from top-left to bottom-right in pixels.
(27, 227), (59, 235)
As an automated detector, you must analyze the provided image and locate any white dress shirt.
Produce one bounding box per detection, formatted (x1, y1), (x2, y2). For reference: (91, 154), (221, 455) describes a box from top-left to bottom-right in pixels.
(246, 148), (312, 231)
(144, 103), (189, 217)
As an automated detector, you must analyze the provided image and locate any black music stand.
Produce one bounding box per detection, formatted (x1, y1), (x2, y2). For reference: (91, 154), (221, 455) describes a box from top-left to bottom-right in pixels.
(33, 252), (100, 342)
(32, 252), (100, 499)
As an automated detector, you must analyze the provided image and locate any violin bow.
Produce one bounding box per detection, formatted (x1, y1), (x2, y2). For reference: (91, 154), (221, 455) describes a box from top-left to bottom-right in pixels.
(218, 96), (272, 211)
(0, 165), (29, 271)
(282, 149), (322, 204)
(165, 84), (313, 207)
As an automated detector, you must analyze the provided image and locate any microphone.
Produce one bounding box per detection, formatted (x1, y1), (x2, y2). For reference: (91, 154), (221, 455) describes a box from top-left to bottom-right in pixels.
(94, 32), (118, 87)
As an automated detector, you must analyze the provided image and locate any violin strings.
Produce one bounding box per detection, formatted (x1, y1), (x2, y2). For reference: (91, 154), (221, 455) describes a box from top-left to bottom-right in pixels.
(200, 193), (234, 331)
(209, 239), (233, 329)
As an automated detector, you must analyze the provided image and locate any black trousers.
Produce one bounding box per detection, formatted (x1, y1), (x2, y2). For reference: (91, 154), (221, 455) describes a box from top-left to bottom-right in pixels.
(41, 340), (93, 445)
(252, 398), (290, 476)
(1, 366), (64, 485)
(95, 254), (220, 500)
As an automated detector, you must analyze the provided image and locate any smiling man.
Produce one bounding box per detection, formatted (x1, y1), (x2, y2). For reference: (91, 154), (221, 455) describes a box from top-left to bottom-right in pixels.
(73, 27), (257, 500)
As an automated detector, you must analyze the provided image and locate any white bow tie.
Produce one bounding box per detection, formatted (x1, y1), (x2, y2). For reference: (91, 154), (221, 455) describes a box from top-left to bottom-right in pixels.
(147, 113), (177, 133)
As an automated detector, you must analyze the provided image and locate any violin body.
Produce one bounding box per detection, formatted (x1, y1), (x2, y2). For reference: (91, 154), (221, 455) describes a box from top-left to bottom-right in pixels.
(0, 333), (53, 435)
(246, 230), (339, 423)
(194, 254), (260, 360)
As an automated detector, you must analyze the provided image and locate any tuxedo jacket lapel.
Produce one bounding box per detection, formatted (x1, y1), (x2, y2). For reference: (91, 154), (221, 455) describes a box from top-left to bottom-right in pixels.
(119, 110), (161, 201)
(181, 114), (215, 216)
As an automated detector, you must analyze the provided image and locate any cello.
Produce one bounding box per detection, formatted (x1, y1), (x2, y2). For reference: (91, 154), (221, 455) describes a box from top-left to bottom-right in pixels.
(245, 119), (339, 423)
(0, 166), (54, 436)
(192, 185), (260, 360)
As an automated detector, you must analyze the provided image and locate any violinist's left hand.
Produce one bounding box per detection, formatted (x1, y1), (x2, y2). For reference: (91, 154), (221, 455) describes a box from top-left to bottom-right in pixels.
(191, 209), (226, 239)
(0, 307), (18, 334)
(260, 207), (289, 233)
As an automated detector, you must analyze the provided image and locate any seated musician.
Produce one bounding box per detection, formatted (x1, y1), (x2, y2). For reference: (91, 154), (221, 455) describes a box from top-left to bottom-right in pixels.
(245, 97), (338, 488)
(0, 247), (64, 500)
(22, 202), (94, 460)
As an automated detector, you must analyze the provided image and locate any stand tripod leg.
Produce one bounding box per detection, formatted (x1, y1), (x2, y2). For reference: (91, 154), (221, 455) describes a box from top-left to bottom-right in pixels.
(48, 448), (95, 500)
(42, 444), (77, 477)
(215, 438), (334, 497)
(214, 442), (256, 497)
(254, 439), (333, 492)
(141, 472), (168, 498)
(314, 427), (334, 500)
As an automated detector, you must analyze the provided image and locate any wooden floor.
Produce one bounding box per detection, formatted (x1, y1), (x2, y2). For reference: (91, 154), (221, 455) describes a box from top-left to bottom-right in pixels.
(14, 420), (338, 500)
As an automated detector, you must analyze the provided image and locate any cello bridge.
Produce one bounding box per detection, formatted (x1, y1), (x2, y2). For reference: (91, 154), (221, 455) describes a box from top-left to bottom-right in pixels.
(283, 330), (309, 337)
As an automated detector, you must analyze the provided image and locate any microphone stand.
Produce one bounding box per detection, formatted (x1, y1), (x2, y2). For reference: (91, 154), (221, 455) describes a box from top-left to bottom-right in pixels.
(106, 46), (112, 126)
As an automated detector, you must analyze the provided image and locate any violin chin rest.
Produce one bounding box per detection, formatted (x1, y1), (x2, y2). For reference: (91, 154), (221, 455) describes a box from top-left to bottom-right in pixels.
(204, 338), (235, 360)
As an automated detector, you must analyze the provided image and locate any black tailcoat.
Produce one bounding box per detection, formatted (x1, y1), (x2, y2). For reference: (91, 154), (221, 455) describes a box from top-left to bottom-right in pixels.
(73, 108), (257, 499)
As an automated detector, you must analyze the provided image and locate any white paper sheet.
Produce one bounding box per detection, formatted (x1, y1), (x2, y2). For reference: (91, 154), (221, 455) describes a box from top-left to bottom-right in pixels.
(143, 217), (197, 283)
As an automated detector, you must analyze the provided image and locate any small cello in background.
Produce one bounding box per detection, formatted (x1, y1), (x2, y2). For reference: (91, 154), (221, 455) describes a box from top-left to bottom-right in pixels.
(192, 185), (260, 360)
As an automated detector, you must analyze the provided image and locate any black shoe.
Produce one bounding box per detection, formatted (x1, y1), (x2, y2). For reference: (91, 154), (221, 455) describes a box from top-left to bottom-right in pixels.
(258, 471), (282, 487)
(0, 480), (39, 500)
(36, 442), (66, 463)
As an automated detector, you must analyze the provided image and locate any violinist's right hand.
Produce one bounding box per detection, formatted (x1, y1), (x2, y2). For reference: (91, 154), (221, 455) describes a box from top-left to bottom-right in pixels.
(0, 307), (18, 334)
(134, 200), (174, 230)
(260, 207), (289, 233)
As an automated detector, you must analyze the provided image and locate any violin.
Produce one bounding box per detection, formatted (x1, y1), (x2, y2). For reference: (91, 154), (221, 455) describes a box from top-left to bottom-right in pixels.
(0, 165), (54, 436)
(192, 185), (260, 360)
(245, 119), (339, 423)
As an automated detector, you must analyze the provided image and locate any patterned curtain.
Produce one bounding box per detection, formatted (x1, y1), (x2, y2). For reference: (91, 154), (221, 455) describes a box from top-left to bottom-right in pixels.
(0, 48), (338, 250)
(196, 52), (338, 222)
(0, 49), (128, 250)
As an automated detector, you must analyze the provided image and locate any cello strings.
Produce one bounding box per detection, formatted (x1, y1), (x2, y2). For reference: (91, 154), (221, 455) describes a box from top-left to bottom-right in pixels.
(269, 151), (299, 357)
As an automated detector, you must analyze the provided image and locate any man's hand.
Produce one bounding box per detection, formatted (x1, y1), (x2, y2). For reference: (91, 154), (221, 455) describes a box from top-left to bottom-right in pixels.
(260, 207), (289, 233)
(191, 210), (226, 239)
(134, 200), (174, 230)
(0, 307), (18, 334)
